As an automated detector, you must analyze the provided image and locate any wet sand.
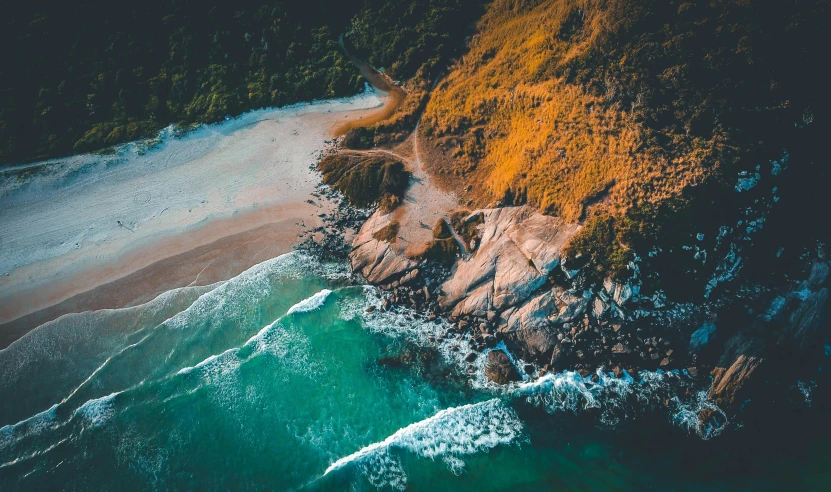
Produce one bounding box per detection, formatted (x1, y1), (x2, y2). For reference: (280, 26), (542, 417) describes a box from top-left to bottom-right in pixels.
(0, 80), (404, 348)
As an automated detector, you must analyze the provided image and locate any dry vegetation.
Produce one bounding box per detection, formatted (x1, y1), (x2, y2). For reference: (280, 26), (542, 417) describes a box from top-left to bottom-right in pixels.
(449, 210), (484, 247)
(373, 221), (400, 243)
(420, 0), (830, 282)
(422, 0), (711, 222)
(318, 153), (410, 209)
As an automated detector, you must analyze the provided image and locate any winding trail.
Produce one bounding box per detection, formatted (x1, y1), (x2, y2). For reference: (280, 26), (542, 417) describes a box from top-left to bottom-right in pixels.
(344, 121), (460, 257)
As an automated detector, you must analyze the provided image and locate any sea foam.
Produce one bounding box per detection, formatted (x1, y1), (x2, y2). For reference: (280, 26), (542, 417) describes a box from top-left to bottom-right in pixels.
(0, 404), (59, 451)
(324, 398), (524, 489)
(74, 392), (121, 428)
(286, 289), (332, 315)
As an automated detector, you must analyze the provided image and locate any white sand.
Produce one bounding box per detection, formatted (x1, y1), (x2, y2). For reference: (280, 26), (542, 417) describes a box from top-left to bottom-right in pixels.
(0, 86), (386, 326)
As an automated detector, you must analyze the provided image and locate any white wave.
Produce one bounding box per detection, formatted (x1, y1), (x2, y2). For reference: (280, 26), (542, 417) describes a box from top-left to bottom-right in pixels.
(342, 287), (495, 387)
(324, 398), (524, 486)
(176, 347), (239, 377)
(165, 251), (347, 332)
(0, 404), (59, 451)
(517, 367), (729, 435)
(177, 308), (313, 382)
(670, 389), (729, 440)
(74, 392), (121, 428)
(347, 286), (731, 439)
(286, 289), (333, 315)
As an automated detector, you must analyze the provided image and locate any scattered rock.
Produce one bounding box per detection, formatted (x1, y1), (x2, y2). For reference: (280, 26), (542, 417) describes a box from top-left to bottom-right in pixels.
(485, 350), (521, 384)
(689, 322), (716, 353)
(612, 343), (631, 354)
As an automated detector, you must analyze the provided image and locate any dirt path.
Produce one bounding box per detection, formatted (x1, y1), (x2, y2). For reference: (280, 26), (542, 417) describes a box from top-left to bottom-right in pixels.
(343, 120), (461, 257)
(333, 39), (407, 137)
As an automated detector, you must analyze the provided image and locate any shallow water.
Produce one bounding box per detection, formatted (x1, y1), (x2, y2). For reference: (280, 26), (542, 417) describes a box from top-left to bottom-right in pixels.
(1, 252), (830, 490)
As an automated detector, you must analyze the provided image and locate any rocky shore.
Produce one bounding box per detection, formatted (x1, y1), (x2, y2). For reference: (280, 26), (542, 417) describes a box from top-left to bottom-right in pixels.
(326, 174), (831, 428)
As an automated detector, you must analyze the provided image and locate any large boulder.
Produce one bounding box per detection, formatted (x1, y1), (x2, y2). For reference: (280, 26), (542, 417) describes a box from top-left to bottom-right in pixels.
(485, 350), (521, 384)
(441, 206), (581, 316)
(349, 210), (416, 285)
(497, 287), (590, 360)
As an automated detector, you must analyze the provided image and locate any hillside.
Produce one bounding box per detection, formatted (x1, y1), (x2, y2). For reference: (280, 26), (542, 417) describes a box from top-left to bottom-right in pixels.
(420, 0), (831, 290)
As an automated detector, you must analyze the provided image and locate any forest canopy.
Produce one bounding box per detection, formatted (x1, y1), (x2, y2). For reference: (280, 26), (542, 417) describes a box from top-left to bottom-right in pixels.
(0, 0), (476, 166)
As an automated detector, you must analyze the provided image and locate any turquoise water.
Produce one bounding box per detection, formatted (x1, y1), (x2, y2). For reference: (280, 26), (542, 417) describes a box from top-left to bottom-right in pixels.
(2, 251), (830, 490)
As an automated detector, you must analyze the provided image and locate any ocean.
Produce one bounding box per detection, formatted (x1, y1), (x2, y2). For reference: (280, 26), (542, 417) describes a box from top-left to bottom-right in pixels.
(1, 251), (830, 490)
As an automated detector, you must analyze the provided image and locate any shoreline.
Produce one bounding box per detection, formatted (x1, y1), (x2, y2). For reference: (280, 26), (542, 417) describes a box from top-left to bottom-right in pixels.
(0, 80), (404, 348)
(0, 205), (321, 348)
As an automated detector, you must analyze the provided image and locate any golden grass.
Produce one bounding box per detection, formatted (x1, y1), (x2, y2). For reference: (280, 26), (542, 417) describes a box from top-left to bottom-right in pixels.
(421, 0), (711, 222)
(373, 221), (400, 243)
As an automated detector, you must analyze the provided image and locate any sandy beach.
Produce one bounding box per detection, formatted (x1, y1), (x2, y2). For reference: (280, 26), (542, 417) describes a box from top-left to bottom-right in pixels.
(0, 86), (395, 348)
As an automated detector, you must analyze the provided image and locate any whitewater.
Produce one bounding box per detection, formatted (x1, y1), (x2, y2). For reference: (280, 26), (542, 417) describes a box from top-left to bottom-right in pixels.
(0, 246), (744, 490)
(0, 89), (811, 491)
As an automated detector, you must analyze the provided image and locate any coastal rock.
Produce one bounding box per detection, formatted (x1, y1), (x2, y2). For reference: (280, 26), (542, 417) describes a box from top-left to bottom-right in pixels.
(778, 287), (828, 352)
(593, 297), (609, 317)
(612, 343), (631, 354)
(703, 261), (830, 420)
(501, 289), (589, 333)
(808, 260), (830, 288)
(485, 350), (521, 384)
(440, 206), (581, 316)
(349, 210), (416, 285)
(496, 287), (590, 360)
(613, 283), (638, 306)
(549, 344), (571, 372)
(688, 321), (717, 354)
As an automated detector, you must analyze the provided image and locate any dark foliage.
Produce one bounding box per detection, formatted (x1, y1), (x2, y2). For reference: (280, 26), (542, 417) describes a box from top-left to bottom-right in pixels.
(344, 0), (487, 81)
(318, 153), (410, 208)
(557, 0), (831, 290)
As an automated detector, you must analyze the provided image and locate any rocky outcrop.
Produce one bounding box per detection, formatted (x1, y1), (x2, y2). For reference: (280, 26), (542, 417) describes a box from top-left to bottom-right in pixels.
(349, 210), (417, 285)
(497, 288), (590, 360)
(350, 205), (581, 300)
(703, 259), (830, 421)
(485, 349), (521, 384)
(440, 206), (581, 317)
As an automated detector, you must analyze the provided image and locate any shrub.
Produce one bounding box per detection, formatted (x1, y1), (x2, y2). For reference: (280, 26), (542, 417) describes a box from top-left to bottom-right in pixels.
(373, 221), (400, 243)
(318, 154), (410, 208)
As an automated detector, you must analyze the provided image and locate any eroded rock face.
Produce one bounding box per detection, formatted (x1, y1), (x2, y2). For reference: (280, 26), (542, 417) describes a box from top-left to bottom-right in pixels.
(497, 287), (590, 360)
(703, 260), (830, 420)
(349, 210), (416, 285)
(485, 350), (521, 384)
(440, 207), (581, 316)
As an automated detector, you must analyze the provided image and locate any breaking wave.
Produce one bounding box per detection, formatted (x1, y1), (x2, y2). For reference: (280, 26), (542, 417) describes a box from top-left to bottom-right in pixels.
(347, 286), (727, 439)
(0, 405), (59, 452)
(176, 287), (334, 379)
(517, 368), (727, 438)
(323, 399), (524, 489)
(286, 289), (332, 315)
(74, 392), (121, 429)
